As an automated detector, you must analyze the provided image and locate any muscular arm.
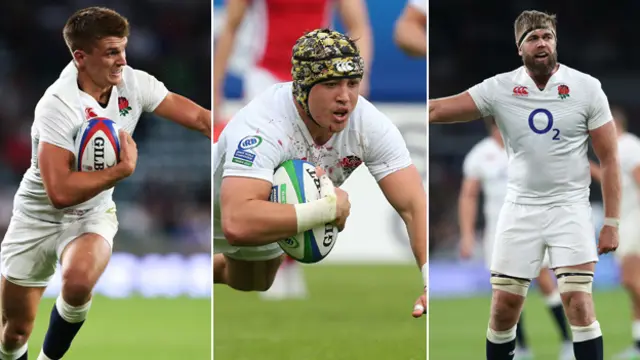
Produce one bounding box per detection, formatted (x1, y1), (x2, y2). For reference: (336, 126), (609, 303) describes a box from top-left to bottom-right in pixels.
(590, 121), (621, 220)
(378, 165), (427, 268)
(221, 176), (336, 246)
(39, 142), (128, 209)
(154, 92), (211, 139)
(458, 177), (480, 245)
(429, 92), (483, 124)
(393, 3), (426, 57)
(213, 0), (248, 113)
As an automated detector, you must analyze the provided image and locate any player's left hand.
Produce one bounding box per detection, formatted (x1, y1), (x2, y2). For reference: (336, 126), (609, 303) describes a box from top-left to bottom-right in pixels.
(411, 289), (427, 318)
(598, 225), (619, 255)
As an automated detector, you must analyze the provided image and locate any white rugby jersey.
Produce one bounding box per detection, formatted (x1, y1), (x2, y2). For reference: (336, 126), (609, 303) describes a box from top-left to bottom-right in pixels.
(468, 64), (612, 206)
(618, 132), (640, 215)
(408, 0), (427, 15)
(213, 82), (412, 238)
(462, 137), (508, 228)
(14, 61), (169, 223)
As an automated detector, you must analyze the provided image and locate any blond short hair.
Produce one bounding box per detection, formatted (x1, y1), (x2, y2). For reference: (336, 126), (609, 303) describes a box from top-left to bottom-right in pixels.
(514, 10), (557, 47)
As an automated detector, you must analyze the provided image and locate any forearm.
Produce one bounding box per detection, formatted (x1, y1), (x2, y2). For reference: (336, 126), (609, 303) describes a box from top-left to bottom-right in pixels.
(401, 202), (427, 268)
(600, 157), (621, 219)
(47, 166), (126, 209)
(458, 195), (478, 240)
(213, 31), (236, 105)
(223, 197), (336, 246)
(394, 22), (426, 57)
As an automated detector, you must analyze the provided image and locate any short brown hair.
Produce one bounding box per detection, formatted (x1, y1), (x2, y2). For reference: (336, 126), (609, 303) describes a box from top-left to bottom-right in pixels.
(63, 7), (129, 54)
(514, 10), (557, 47)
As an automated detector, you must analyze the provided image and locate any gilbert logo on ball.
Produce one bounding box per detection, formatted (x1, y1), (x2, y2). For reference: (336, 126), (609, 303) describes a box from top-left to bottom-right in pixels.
(76, 118), (121, 172)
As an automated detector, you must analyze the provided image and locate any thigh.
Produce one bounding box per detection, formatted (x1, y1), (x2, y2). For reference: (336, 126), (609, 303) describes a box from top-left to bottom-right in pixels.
(1, 276), (45, 331)
(545, 203), (598, 269)
(491, 203), (546, 279)
(225, 254), (285, 291)
(58, 213), (118, 285)
(1, 213), (63, 287)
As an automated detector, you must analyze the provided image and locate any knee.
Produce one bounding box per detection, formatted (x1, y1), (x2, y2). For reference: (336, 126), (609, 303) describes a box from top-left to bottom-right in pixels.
(61, 269), (94, 305)
(621, 272), (639, 292)
(2, 322), (31, 349)
(490, 274), (529, 327)
(556, 267), (595, 325)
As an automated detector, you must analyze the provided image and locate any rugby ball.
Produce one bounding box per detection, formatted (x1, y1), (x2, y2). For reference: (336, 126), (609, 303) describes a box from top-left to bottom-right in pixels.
(75, 118), (121, 172)
(269, 159), (339, 264)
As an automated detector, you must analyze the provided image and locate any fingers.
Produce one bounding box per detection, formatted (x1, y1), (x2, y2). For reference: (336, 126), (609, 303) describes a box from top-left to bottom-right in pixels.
(412, 295), (427, 318)
(319, 172), (336, 198)
(315, 166), (326, 177)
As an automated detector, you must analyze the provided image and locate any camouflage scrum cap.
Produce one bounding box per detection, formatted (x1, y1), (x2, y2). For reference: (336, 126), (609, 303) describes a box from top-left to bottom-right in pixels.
(291, 28), (365, 120)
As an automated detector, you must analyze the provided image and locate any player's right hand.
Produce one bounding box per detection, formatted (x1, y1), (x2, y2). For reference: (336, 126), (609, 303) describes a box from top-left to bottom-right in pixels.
(117, 129), (138, 177)
(412, 290), (427, 318)
(598, 224), (619, 255)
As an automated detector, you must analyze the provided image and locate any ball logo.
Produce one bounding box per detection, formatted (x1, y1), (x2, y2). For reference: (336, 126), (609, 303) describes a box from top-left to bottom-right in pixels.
(93, 137), (106, 170)
(281, 237), (299, 248)
(238, 135), (263, 150)
(305, 168), (321, 193)
(323, 223), (335, 247)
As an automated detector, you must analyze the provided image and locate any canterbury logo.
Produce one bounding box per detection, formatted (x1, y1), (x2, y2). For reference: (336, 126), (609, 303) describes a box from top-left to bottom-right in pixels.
(335, 60), (356, 73)
(512, 86), (528, 96)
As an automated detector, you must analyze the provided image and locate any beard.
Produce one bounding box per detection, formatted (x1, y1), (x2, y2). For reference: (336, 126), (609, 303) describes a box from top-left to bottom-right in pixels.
(522, 50), (558, 77)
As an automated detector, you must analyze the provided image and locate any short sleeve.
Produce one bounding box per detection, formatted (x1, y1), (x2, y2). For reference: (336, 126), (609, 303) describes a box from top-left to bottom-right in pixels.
(363, 106), (413, 182)
(462, 145), (482, 179)
(587, 80), (613, 131)
(408, 0), (427, 15)
(35, 100), (77, 153)
(221, 114), (284, 184)
(467, 77), (497, 118)
(134, 69), (170, 113)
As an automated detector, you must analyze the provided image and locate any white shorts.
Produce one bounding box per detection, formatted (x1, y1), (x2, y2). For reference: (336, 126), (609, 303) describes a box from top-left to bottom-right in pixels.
(484, 226), (550, 271)
(213, 236), (283, 262)
(243, 67), (280, 101)
(615, 208), (640, 261)
(1, 210), (118, 287)
(490, 201), (598, 279)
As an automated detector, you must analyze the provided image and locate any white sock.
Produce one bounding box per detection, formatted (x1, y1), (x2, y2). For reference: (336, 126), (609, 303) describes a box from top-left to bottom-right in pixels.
(56, 295), (92, 323)
(632, 320), (640, 341)
(37, 350), (53, 360)
(545, 290), (563, 307)
(487, 325), (517, 344)
(0, 341), (28, 360)
(571, 320), (602, 343)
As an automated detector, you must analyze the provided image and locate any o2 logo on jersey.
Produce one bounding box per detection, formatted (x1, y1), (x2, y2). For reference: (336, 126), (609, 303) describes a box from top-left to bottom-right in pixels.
(528, 108), (560, 141)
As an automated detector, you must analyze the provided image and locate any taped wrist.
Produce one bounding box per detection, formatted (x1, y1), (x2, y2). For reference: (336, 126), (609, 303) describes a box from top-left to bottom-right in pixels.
(294, 196), (336, 233)
(421, 263), (428, 289)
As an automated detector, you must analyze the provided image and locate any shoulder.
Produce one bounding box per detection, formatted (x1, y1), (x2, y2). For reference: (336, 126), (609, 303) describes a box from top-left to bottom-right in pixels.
(562, 64), (602, 89)
(466, 137), (493, 159)
(350, 96), (395, 133)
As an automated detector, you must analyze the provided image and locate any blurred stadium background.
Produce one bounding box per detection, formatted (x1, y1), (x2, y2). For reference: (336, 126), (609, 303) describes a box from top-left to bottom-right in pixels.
(430, 1), (640, 358)
(0, 1), (211, 358)
(213, 0), (426, 359)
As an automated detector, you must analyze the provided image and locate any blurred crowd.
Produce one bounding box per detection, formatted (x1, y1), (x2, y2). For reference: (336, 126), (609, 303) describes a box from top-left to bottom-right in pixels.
(429, 1), (640, 256)
(0, 0), (211, 254)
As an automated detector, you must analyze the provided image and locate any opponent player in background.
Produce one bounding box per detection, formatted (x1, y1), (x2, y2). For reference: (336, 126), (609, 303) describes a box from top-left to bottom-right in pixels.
(0, 7), (210, 360)
(459, 118), (574, 360)
(592, 107), (640, 360)
(213, 29), (427, 317)
(430, 10), (620, 360)
(213, 0), (373, 300)
(394, 0), (427, 57)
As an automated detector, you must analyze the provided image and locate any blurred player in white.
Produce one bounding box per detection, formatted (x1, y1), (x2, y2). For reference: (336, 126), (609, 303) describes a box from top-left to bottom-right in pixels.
(214, 0), (373, 300)
(459, 118), (574, 360)
(213, 29), (428, 317)
(394, 0), (427, 57)
(597, 107), (640, 360)
(0, 7), (210, 360)
(430, 10), (620, 360)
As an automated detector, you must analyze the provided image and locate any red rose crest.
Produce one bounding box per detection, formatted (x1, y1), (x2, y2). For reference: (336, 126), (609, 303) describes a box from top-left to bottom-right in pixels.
(558, 84), (570, 100)
(339, 155), (363, 178)
(118, 96), (132, 116)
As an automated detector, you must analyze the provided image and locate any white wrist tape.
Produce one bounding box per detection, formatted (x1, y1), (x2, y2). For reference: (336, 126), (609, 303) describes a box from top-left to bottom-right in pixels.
(294, 174), (337, 233)
(603, 217), (620, 228)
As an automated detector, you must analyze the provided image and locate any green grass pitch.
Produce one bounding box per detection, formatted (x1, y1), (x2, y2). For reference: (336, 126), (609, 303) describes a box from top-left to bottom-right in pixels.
(214, 264), (426, 360)
(27, 297), (211, 359)
(430, 289), (635, 359)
